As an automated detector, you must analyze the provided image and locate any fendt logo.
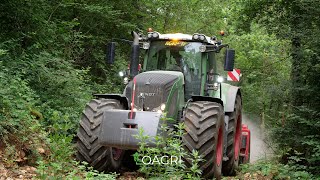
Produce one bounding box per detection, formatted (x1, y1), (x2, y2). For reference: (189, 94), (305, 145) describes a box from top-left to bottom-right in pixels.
(139, 92), (156, 97)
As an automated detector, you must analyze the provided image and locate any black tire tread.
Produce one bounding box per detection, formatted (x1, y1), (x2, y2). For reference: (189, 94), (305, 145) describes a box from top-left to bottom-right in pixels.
(76, 99), (124, 171)
(183, 101), (224, 179)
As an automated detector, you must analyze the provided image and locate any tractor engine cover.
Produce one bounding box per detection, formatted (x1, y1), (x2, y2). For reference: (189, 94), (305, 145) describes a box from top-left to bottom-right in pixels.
(125, 71), (180, 115)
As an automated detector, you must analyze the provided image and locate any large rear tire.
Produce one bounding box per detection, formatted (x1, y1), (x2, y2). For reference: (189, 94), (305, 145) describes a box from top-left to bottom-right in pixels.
(222, 95), (242, 175)
(76, 99), (125, 171)
(183, 101), (225, 179)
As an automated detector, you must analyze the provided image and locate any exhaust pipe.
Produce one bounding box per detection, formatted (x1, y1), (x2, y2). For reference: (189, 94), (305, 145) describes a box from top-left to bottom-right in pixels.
(130, 31), (140, 77)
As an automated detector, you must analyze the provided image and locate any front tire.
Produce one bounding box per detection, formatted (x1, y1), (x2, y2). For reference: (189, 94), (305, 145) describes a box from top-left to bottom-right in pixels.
(183, 101), (225, 179)
(222, 95), (242, 175)
(76, 99), (125, 171)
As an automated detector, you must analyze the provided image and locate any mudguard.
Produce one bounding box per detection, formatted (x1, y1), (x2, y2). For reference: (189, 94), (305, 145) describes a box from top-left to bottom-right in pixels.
(94, 94), (129, 109)
(99, 109), (163, 149)
(191, 95), (224, 106)
(221, 83), (241, 112)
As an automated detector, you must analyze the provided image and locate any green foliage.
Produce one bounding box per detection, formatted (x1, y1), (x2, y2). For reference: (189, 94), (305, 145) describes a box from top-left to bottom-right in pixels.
(0, 60), (49, 169)
(1, 0), (320, 178)
(273, 106), (320, 174)
(0, 0), (130, 177)
(35, 134), (81, 179)
(232, 0), (320, 176)
(133, 118), (202, 179)
(36, 134), (118, 179)
(37, 159), (118, 180)
(137, 0), (226, 34)
(0, 68), (37, 136)
(239, 160), (315, 180)
(226, 23), (291, 118)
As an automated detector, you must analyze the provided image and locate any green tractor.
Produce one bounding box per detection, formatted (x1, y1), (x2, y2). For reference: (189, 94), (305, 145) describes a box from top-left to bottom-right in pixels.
(76, 30), (250, 179)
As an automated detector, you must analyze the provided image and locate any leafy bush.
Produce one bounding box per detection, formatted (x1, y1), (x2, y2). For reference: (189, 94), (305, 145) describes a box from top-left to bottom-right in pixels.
(239, 160), (316, 180)
(36, 133), (118, 179)
(226, 23), (291, 119)
(37, 159), (118, 179)
(133, 117), (202, 180)
(272, 106), (320, 174)
(0, 60), (49, 167)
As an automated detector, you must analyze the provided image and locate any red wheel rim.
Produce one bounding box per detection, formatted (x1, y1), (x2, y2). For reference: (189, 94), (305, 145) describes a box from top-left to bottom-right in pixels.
(216, 127), (223, 167)
(234, 114), (241, 160)
(112, 148), (123, 161)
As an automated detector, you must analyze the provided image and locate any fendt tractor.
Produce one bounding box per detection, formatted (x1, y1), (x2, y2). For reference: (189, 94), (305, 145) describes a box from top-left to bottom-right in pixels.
(76, 29), (251, 179)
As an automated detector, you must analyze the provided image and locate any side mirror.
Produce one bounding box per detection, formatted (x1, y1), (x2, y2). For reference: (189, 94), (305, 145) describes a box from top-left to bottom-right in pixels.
(106, 42), (116, 64)
(224, 49), (235, 71)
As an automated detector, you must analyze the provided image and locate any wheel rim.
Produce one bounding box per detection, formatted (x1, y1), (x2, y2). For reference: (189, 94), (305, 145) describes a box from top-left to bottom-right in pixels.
(216, 127), (223, 167)
(112, 148), (123, 161)
(234, 114), (242, 160)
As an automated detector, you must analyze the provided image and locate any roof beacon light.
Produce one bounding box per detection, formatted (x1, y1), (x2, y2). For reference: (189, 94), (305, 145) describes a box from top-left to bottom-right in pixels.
(148, 28), (153, 32)
(220, 30), (225, 36)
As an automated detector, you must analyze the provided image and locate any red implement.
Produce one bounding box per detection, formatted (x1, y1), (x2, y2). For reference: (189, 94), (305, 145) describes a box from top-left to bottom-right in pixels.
(239, 124), (251, 164)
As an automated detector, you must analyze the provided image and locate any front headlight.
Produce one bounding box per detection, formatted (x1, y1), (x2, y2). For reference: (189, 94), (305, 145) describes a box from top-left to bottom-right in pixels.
(123, 77), (129, 85)
(152, 103), (166, 113)
(217, 76), (224, 83)
(213, 82), (219, 91)
(119, 71), (124, 77)
(160, 103), (166, 111)
(143, 42), (150, 50)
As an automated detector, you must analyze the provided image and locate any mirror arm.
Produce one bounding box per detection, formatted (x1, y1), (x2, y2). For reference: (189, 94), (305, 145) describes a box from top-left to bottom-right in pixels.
(111, 38), (133, 44)
(217, 44), (229, 51)
(204, 44), (230, 53)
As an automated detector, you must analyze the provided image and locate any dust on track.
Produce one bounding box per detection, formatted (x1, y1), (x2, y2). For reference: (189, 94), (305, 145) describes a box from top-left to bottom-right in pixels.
(242, 113), (274, 162)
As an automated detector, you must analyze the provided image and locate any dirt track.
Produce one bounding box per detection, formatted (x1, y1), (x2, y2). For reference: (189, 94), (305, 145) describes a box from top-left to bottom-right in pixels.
(242, 113), (273, 162)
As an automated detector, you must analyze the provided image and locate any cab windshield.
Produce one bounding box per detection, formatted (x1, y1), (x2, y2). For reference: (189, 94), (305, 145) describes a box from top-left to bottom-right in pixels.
(145, 40), (202, 100)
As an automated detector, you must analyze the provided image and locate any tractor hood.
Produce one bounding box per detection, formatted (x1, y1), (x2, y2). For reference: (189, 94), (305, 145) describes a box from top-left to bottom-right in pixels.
(125, 71), (184, 116)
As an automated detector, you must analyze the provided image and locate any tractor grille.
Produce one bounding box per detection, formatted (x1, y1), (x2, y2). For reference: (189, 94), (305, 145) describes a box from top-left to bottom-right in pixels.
(125, 72), (178, 112)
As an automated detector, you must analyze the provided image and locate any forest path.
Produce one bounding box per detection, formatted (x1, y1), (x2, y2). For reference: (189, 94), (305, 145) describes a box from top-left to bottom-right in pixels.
(242, 113), (274, 162)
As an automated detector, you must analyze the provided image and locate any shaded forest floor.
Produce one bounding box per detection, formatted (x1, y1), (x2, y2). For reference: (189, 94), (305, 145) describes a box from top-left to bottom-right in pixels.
(0, 147), (37, 180)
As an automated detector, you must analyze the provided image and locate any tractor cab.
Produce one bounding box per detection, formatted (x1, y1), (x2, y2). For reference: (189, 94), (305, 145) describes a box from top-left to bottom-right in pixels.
(143, 38), (202, 101)
(141, 32), (234, 102)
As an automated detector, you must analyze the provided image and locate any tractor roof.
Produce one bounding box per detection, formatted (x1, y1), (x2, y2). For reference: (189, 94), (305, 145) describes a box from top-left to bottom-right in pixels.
(147, 32), (217, 45)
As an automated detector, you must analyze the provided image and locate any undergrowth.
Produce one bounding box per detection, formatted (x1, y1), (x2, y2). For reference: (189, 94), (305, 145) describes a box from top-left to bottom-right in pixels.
(133, 116), (203, 180)
(0, 57), (116, 179)
(237, 160), (316, 180)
